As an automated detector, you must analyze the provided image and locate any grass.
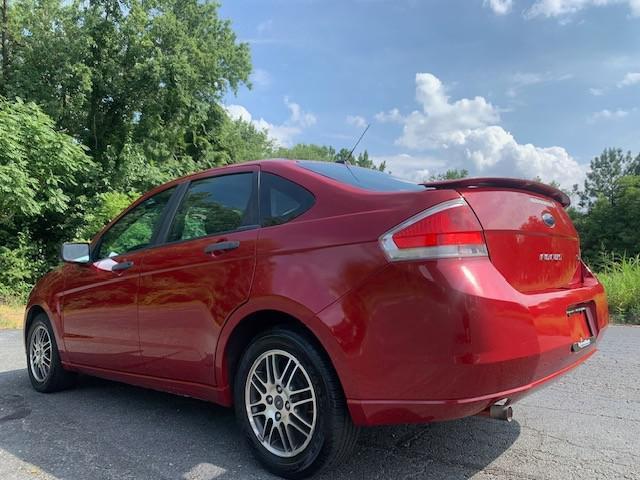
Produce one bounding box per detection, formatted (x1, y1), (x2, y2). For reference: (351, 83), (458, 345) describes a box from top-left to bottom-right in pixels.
(597, 255), (640, 325)
(0, 303), (24, 329)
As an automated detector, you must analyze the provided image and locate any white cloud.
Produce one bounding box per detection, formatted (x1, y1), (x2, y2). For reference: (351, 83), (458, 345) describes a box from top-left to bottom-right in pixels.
(346, 115), (367, 128)
(284, 97), (317, 128)
(587, 108), (630, 122)
(384, 73), (585, 188)
(589, 87), (605, 96)
(484, 0), (514, 14)
(370, 153), (445, 183)
(506, 71), (573, 97)
(618, 72), (640, 87)
(526, 0), (640, 18)
(511, 72), (545, 86)
(224, 104), (253, 123)
(396, 73), (501, 151)
(250, 68), (272, 88)
(375, 108), (404, 123)
(225, 98), (316, 147)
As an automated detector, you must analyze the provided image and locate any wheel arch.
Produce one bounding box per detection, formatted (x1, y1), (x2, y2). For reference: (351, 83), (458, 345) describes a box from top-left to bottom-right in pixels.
(24, 303), (66, 358)
(24, 304), (47, 343)
(216, 299), (349, 406)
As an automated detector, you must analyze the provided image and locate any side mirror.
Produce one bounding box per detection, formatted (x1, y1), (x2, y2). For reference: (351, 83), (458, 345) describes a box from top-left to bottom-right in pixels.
(61, 242), (91, 264)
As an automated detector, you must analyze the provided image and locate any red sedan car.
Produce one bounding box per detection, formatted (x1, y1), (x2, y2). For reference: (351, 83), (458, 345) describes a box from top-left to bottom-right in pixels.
(25, 159), (608, 478)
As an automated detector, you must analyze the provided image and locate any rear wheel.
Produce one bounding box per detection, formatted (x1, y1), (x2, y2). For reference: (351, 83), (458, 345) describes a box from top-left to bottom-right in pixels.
(26, 314), (76, 393)
(234, 327), (358, 479)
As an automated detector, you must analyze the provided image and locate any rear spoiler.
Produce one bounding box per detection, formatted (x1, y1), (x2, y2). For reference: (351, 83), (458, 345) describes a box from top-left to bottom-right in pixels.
(421, 177), (571, 208)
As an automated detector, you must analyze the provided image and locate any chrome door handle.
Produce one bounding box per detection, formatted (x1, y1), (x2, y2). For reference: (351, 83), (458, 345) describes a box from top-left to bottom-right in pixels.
(204, 241), (240, 255)
(112, 261), (134, 272)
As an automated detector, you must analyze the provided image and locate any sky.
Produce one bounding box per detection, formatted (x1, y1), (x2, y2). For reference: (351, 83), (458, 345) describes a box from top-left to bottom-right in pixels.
(219, 0), (640, 188)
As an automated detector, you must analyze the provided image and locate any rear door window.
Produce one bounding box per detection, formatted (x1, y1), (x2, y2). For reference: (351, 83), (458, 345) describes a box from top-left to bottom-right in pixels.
(168, 173), (257, 242)
(260, 173), (315, 227)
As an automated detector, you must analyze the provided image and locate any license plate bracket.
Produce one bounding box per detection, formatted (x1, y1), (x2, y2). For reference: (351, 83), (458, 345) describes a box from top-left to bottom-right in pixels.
(567, 306), (596, 352)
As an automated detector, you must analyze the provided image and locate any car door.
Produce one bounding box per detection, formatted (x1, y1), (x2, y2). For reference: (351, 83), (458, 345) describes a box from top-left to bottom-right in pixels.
(62, 187), (177, 372)
(137, 168), (258, 385)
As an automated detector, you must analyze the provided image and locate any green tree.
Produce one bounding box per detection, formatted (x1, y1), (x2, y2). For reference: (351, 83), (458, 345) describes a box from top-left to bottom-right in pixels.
(580, 148), (637, 207)
(274, 144), (337, 162)
(215, 115), (274, 165)
(354, 150), (385, 171)
(4, 0), (253, 186)
(429, 169), (469, 181)
(0, 98), (93, 225)
(0, 98), (94, 291)
(578, 175), (640, 264)
(334, 148), (351, 163)
(79, 190), (140, 241)
(627, 152), (640, 176)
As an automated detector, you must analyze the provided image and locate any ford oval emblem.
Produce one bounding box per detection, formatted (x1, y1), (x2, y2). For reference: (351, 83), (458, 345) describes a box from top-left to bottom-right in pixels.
(542, 212), (556, 228)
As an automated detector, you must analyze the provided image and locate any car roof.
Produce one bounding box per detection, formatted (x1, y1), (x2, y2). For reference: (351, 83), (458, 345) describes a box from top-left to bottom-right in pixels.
(141, 159), (297, 197)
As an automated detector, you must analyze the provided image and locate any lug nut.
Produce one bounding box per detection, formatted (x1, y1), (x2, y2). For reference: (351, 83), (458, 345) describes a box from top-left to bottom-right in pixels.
(275, 412), (281, 421)
(285, 401), (290, 410)
(276, 385), (283, 393)
(266, 395), (273, 404)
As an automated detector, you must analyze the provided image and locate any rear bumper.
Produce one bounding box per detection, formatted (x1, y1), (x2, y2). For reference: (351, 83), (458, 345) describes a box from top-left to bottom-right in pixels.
(316, 257), (609, 426)
(347, 348), (596, 425)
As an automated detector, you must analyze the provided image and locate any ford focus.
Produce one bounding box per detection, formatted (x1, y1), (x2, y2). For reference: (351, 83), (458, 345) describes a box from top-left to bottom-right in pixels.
(24, 159), (608, 478)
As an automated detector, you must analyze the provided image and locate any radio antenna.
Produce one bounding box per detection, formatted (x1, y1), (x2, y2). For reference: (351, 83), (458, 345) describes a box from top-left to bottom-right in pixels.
(336, 124), (370, 182)
(347, 123), (370, 163)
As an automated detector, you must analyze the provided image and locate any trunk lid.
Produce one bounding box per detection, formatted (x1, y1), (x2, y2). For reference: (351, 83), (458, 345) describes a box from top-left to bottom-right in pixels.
(423, 178), (580, 293)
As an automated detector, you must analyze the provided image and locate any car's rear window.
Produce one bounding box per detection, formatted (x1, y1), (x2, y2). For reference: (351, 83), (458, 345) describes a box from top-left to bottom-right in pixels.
(260, 173), (315, 227)
(298, 160), (424, 192)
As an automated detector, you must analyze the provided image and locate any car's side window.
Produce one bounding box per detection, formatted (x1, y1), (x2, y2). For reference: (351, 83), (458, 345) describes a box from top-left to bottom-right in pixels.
(168, 173), (256, 242)
(96, 187), (175, 259)
(260, 173), (315, 227)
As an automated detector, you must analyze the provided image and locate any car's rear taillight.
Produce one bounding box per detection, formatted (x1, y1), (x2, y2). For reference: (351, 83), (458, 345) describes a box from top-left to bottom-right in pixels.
(380, 198), (488, 261)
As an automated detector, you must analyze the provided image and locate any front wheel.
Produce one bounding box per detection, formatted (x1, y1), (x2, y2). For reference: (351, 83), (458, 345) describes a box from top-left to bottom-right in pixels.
(234, 327), (358, 479)
(26, 314), (76, 393)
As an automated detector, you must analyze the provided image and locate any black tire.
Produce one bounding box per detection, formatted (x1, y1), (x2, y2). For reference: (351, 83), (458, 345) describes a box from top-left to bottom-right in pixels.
(234, 327), (359, 479)
(26, 313), (76, 393)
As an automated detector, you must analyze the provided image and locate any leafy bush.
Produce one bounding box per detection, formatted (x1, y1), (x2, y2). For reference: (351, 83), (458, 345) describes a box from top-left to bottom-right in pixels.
(0, 98), (94, 223)
(0, 232), (48, 304)
(0, 98), (94, 300)
(597, 255), (640, 324)
(78, 191), (140, 242)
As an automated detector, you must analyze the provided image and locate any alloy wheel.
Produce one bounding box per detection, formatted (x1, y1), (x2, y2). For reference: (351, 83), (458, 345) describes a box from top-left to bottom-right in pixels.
(29, 324), (52, 383)
(245, 349), (317, 458)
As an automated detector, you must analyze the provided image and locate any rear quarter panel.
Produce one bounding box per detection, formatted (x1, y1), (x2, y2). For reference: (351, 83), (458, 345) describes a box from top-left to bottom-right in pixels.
(250, 163), (463, 314)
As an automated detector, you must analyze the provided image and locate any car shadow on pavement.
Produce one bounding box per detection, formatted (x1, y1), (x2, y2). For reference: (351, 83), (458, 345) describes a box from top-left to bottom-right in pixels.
(0, 368), (521, 480)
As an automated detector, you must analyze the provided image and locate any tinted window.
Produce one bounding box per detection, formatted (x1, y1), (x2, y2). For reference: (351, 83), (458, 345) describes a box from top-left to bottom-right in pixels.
(97, 188), (175, 259)
(168, 173), (256, 242)
(298, 160), (424, 192)
(260, 173), (315, 227)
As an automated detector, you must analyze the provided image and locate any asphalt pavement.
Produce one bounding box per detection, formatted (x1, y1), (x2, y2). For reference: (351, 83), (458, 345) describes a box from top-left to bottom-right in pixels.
(1, 326), (638, 480)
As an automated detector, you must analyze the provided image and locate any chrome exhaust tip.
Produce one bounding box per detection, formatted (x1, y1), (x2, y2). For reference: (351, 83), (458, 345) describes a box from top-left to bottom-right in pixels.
(477, 400), (513, 422)
(488, 404), (513, 422)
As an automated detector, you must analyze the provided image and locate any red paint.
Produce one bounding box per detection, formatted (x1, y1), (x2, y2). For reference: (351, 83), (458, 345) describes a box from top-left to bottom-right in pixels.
(59, 253), (146, 372)
(137, 227), (258, 384)
(25, 159), (609, 426)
